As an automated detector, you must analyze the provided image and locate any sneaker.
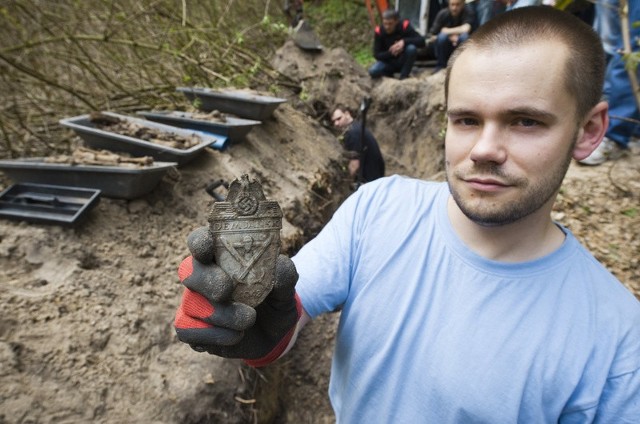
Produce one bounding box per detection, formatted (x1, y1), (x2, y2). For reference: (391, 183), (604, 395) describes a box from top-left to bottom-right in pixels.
(578, 137), (623, 166)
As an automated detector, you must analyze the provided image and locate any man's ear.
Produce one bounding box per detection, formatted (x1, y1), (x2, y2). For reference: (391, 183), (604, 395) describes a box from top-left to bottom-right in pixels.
(572, 101), (609, 161)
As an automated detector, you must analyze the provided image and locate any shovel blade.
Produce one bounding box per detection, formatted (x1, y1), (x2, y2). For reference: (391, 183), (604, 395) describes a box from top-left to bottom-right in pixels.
(292, 20), (323, 51)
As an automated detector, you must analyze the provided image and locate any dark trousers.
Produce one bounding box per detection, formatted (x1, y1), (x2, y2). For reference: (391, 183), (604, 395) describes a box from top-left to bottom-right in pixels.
(368, 44), (418, 80)
(435, 32), (469, 69)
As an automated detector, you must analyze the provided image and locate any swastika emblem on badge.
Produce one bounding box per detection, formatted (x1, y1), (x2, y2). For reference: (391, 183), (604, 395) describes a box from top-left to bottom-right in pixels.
(235, 194), (258, 216)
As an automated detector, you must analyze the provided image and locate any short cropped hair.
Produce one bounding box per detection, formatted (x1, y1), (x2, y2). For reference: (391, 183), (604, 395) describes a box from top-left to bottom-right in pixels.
(445, 6), (605, 120)
(382, 9), (400, 21)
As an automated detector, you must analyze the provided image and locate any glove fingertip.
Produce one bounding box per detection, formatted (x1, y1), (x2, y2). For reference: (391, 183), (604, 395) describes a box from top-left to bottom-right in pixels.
(275, 255), (299, 288)
(174, 307), (212, 330)
(234, 303), (257, 328)
(206, 302), (256, 330)
(178, 256), (194, 282)
(187, 227), (215, 264)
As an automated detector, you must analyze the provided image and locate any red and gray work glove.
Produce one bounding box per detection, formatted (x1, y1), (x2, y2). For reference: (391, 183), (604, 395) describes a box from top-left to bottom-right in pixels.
(174, 227), (302, 367)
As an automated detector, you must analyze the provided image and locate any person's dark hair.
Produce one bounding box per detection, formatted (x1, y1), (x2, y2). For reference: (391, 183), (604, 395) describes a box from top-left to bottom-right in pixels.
(382, 9), (400, 21)
(444, 6), (605, 120)
(332, 105), (354, 118)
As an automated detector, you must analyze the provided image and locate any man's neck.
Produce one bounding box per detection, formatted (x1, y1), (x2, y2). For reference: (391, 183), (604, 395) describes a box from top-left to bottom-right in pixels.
(446, 196), (566, 263)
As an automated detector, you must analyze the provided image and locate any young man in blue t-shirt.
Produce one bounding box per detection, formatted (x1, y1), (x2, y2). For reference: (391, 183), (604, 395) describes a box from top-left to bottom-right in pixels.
(174, 6), (640, 423)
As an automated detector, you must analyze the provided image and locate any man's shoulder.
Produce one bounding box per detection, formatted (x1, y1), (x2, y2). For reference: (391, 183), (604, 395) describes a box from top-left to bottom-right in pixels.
(434, 8), (450, 19)
(343, 122), (361, 143)
(365, 174), (441, 186)
(359, 175), (446, 202)
(400, 19), (414, 32)
(566, 234), (640, 314)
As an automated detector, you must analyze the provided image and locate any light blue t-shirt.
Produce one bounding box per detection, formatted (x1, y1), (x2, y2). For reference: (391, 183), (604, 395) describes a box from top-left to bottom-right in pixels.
(293, 176), (640, 423)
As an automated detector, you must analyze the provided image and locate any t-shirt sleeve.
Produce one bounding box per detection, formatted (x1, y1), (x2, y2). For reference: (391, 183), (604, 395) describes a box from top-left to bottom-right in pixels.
(293, 176), (430, 318)
(292, 189), (362, 318)
(430, 10), (446, 35)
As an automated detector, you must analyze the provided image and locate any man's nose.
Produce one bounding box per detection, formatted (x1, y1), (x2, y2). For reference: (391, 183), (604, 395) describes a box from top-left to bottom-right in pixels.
(469, 124), (507, 164)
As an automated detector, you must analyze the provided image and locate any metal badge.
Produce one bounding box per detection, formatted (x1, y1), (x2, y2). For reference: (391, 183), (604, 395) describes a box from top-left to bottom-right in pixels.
(208, 174), (282, 307)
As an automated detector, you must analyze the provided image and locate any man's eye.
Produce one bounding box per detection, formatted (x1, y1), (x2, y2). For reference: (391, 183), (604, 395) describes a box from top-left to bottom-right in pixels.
(456, 118), (478, 126)
(515, 118), (540, 127)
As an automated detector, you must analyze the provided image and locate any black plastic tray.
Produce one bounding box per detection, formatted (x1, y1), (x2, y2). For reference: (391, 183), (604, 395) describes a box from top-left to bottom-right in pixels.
(0, 183), (100, 226)
(59, 112), (226, 165)
(137, 110), (260, 144)
(176, 87), (286, 121)
(0, 158), (177, 199)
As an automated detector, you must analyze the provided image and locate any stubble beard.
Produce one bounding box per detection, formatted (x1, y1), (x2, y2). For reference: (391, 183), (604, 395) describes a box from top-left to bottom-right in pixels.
(445, 139), (576, 227)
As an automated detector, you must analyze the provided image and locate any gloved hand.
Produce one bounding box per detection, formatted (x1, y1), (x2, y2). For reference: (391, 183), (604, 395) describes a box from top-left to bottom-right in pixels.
(174, 227), (302, 367)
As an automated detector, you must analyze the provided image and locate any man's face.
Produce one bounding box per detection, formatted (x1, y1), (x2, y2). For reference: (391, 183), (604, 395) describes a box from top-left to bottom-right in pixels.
(382, 17), (398, 34)
(448, 0), (465, 17)
(332, 109), (350, 130)
(445, 41), (580, 226)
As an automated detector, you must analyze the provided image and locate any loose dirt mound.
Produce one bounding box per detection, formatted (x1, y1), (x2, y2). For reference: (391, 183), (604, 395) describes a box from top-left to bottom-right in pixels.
(1, 40), (638, 424)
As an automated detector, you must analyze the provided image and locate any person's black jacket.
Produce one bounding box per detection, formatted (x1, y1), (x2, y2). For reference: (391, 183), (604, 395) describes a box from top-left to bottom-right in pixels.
(343, 122), (385, 183)
(373, 20), (426, 62)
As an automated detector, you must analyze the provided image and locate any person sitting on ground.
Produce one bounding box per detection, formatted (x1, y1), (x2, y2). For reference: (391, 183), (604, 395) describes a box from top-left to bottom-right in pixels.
(429, 0), (476, 72)
(173, 6), (640, 422)
(368, 9), (426, 80)
(331, 106), (385, 183)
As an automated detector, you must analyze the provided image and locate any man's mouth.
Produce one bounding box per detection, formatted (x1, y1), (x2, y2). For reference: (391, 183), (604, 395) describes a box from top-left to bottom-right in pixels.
(463, 177), (511, 192)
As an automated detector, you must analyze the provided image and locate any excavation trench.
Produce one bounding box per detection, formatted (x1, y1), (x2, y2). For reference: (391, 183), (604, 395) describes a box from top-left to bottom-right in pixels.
(0, 43), (448, 424)
(171, 44), (449, 424)
(1, 21), (638, 422)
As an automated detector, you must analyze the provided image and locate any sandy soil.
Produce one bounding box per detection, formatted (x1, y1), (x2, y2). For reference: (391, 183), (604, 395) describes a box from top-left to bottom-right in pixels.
(1, 41), (638, 423)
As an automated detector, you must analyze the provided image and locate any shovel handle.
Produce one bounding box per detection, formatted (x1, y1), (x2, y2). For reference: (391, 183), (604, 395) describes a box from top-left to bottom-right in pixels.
(205, 179), (228, 201)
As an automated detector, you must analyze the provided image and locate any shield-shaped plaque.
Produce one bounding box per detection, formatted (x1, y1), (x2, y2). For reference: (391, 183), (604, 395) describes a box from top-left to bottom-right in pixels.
(209, 174), (282, 307)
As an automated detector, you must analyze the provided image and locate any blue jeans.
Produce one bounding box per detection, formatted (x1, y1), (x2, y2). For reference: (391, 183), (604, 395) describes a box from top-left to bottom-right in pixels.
(603, 53), (640, 147)
(597, 0), (640, 146)
(435, 32), (469, 69)
(368, 44), (418, 79)
(594, 0), (620, 56)
(475, 0), (505, 27)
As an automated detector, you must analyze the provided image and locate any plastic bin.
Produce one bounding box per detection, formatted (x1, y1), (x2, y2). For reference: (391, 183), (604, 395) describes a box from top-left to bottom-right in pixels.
(0, 183), (100, 226)
(137, 110), (260, 144)
(0, 158), (177, 199)
(176, 87), (286, 121)
(59, 112), (225, 165)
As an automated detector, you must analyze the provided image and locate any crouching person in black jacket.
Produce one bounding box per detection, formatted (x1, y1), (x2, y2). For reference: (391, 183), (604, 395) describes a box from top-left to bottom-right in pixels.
(368, 9), (426, 80)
